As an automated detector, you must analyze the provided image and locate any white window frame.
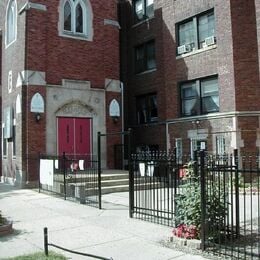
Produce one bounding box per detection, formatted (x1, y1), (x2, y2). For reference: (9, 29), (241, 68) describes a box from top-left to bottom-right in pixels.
(175, 138), (183, 162)
(190, 138), (207, 159)
(177, 9), (215, 55)
(59, 0), (93, 41)
(5, 0), (17, 48)
(216, 135), (225, 155)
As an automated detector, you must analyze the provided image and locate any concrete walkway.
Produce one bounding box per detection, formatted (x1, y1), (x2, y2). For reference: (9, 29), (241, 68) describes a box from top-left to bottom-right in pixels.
(0, 183), (209, 260)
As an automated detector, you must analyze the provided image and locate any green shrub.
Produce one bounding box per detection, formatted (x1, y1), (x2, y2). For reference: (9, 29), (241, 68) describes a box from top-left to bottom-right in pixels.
(175, 161), (227, 240)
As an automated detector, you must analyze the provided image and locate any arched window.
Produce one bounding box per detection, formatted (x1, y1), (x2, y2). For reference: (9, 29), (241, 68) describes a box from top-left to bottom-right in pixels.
(60, 0), (93, 40)
(6, 0), (17, 46)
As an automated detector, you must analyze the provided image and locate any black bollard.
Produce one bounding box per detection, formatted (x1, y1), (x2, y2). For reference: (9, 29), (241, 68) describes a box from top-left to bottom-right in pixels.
(44, 227), (48, 256)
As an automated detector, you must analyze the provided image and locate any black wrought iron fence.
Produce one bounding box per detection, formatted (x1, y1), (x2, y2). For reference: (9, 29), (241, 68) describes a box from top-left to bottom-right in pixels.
(39, 153), (100, 208)
(203, 152), (260, 259)
(129, 150), (260, 259)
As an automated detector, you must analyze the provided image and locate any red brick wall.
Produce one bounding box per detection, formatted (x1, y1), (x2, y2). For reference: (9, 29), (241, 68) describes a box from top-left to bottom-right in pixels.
(21, 86), (46, 182)
(27, 0), (120, 87)
(106, 91), (122, 168)
(230, 0), (260, 111)
(255, 0), (260, 81)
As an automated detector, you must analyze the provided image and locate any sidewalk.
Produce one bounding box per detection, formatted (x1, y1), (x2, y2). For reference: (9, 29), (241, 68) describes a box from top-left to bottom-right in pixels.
(0, 183), (209, 260)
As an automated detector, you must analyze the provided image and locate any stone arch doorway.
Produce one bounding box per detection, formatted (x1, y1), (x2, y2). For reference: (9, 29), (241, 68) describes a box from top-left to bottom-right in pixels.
(55, 100), (96, 156)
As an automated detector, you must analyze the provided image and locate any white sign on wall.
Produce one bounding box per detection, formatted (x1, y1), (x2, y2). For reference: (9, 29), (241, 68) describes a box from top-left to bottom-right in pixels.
(31, 93), (44, 113)
(109, 99), (120, 117)
(40, 159), (54, 186)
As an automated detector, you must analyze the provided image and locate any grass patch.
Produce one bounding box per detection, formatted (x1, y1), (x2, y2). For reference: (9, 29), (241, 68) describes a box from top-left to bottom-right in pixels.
(3, 251), (67, 260)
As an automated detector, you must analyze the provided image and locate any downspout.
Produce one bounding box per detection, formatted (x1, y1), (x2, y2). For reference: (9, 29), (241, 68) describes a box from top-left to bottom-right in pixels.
(166, 121), (170, 152)
(120, 82), (125, 169)
(25, 11), (29, 185)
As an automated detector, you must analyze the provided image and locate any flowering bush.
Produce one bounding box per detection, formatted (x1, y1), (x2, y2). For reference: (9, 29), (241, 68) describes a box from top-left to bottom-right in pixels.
(172, 224), (198, 239)
(174, 160), (227, 241)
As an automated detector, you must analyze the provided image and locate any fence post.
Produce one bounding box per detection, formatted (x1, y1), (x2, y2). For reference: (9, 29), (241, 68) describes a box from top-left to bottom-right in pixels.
(200, 150), (206, 251)
(97, 132), (102, 210)
(128, 128), (134, 218)
(63, 152), (66, 200)
(38, 153), (41, 193)
(193, 150), (198, 177)
(234, 149), (240, 238)
(44, 227), (48, 256)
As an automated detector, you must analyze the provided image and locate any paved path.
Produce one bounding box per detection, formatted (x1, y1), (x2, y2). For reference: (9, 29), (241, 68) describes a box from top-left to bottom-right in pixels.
(0, 183), (209, 260)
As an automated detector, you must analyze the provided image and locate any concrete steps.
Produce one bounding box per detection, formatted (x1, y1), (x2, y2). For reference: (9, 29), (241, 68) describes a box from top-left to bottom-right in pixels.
(100, 170), (129, 194)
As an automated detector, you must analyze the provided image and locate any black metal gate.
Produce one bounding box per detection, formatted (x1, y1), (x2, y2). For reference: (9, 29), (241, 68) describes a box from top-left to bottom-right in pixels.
(97, 129), (132, 209)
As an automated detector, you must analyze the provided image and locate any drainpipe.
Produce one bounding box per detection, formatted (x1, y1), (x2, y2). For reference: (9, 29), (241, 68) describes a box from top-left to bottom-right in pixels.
(166, 121), (170, 152)
(120, 82), (125, 169)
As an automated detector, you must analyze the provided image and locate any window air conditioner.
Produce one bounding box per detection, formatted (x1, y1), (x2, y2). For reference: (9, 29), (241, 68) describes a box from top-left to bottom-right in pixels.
(177, 44), (191, 55)
(204, 36), (216, 46)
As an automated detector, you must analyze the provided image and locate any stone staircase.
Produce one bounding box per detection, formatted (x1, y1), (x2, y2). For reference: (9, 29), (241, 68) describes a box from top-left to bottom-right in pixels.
(100, 170), (129, 194)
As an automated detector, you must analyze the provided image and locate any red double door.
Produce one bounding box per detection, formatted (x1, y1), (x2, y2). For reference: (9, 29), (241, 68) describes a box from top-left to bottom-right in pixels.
(57, 117), (92, 155)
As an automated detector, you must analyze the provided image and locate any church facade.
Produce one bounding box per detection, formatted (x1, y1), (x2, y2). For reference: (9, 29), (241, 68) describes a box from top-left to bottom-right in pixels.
(0, 0), (122, 187)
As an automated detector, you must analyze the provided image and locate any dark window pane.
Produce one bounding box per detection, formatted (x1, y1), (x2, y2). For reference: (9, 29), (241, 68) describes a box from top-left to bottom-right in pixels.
(135, 41), (156, 73)
(136, 94), (158, 124)
(137, 96), (147, 123)
(64, 1), (72, 31)
(76, 4), (83, 33)
(149, 95), (158, 119)
(147, 41), (156, 70)
(135, 45), (145, 73)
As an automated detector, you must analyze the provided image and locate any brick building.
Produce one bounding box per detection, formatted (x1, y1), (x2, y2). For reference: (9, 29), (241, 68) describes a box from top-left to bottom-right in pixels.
(119, 0), (260, 157)
(0, 0), (122, 187)
(1, 0), (260, 187)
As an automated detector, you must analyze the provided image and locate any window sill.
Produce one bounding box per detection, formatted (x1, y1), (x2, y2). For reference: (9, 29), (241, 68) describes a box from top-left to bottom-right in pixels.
(135, 68), (157, 76)
(176, 44), (217, 59)
(59, 32), (93, 42)
(131, 16), (155, 29)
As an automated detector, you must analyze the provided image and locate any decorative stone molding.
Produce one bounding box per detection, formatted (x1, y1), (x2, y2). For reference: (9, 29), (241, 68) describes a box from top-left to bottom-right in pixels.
(104, 19), (121, 29)
(62, 79), (91, 90)
(56, 100), (97, 117)
(16, 70), (46, 87)
(105, 79), (121, 92)
(187, 129), (208, 140)
(19, 2), (47, 14)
